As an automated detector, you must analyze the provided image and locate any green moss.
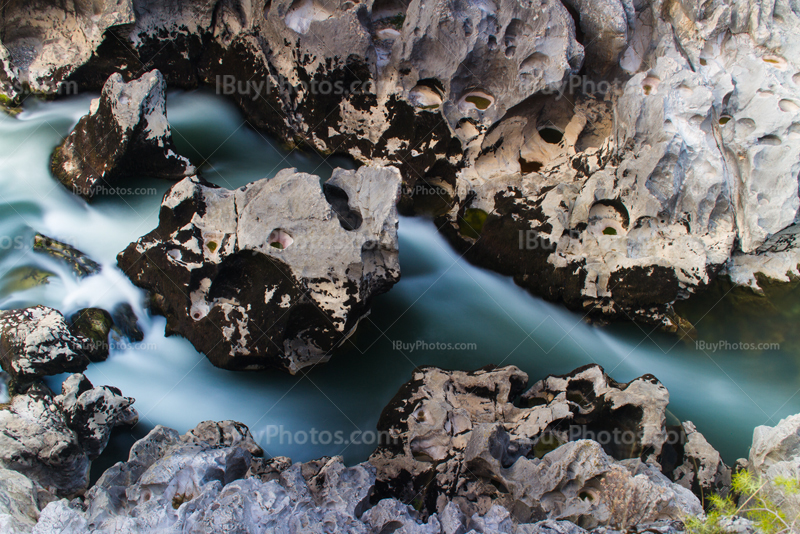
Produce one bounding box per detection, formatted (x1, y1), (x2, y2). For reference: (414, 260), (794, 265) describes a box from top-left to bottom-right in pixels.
(458, 208), (488, 239)
(465, 95), (492, 110)
(602, 227), (617, 235)
(207, 241), (218, 253)
(270, 242), (284, 250)
(386, 14), (406, 30)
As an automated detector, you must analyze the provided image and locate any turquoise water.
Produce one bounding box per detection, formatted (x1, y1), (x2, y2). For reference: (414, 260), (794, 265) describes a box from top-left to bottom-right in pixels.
(0, 91), (798, 473)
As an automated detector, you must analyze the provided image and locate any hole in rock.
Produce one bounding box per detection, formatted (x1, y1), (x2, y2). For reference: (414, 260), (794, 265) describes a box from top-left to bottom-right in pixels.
(538, 127), (564, 145)
(519, 157), (543, 173)
(762, 55), (787, 68)
(263, 0), (272, 18)
(268, 229), (294, 249)
(323, 183), (363, 230)
(284, 0), (332, 34)
(408, 78), (445, 110)
(459, 90), (494, 112)
(718, 114), (732, 125)
(757, 134), (782, 146)
(642, 75), (660, 95)
(793, 73), (800, 85)
(520, 52), (549, 75)
(779, 99), (800, 112)
(372, 0), (408, 26)
(505, 46), (516, 58)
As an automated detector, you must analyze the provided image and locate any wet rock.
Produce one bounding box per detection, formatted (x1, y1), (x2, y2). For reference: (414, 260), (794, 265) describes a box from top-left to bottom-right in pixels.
(68, 309), (113, 362)
(110, 303), (144, 343)
(0, 376), (136, 498)
(118, 165), (402, 373)
(33, 235), (100, 279)
(51, 70), (194, 200)
(54, 374), (138, 460)
(369, 365), (707, 526)
(0, 306), (91, 388)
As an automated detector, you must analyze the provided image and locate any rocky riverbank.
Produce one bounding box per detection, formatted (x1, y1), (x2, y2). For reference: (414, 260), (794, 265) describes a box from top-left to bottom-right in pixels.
(3, 0), (800, 329)
(2, 315), (797, 534)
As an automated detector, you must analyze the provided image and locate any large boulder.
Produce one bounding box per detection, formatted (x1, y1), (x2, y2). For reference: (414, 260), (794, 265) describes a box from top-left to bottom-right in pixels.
(369, 365), (707, 526)
(0, 377), (136, 497)
(51, 69), (194, 200)
(118, 165), (402, 373)
(0, 306), (92, 388)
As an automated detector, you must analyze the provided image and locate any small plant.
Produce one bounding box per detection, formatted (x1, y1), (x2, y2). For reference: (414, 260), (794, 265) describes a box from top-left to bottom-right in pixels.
(600, 465), (659, 532)
(685, 470), (800, 534)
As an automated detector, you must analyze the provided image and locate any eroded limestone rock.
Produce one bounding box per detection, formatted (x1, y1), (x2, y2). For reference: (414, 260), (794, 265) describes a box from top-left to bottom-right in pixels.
(369, 364), (708, 526)
(118, 165), (402, 373)
(0, 377), (136, 497)
(51, 70), (194, 200)
(0, 306), (91, 387)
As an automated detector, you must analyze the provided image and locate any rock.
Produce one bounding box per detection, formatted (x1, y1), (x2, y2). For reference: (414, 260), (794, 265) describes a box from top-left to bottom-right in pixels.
(110, 303), (144, 343)
(369, 365), (706, 526)
(672, 421), (731, 498)
(32, 235), (100, 279)
(0, 306), (91, 388)
(117, 165), (402, 373)
(0, 376), (137, 498)
(54, 374), (138, 459)
(50, 70), (194, 200)
(68, 309), (113, 362)
(0, 0), (133, 103)
(0, 468), (53, 534)
(6, 0), (800, 323)
(747, 413), (800, 520)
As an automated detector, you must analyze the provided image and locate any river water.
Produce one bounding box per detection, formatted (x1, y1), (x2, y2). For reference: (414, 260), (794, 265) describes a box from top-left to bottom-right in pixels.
(1, 90), (798, 475)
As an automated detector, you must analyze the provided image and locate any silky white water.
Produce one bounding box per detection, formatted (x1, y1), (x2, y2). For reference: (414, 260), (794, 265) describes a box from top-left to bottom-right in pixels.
(1, 91), (797, 475)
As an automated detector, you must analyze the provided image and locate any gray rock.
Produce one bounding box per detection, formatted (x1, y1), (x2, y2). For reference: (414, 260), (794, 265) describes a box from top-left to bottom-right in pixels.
(0, 306), (91, 387)
(0, 468), (53, 534)
(51, 69), (194, 200)
(54, 374), (138, 459)
(672, 421), (731, 498)
(747, 413), (800, 520)
(0, 376), (137, 498)
(370, 365), (705, 527)
(118, 165), (402, 373)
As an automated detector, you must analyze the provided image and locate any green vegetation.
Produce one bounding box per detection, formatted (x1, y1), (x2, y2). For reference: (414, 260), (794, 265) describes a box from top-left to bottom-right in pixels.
(385, 14), (406, 30)
(686, 470), (800, 534)
(270, 242), (284, 250)
(603, 227), (618, 236)
(458, 208), (488, 239)
(207, 241), (218, 253)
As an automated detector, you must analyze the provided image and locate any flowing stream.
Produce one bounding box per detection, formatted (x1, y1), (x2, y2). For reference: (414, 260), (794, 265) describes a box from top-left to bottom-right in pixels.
(1, 90), (799, 478)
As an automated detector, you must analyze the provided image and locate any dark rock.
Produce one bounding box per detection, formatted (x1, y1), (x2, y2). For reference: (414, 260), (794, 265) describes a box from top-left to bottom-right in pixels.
(33, 234), (100, 279)
(0, 375), (137, 498)
(117, 166), (402, 373)
(68, 308), (113, 362)
(110, 303), (144, 343)
(0, 306), (91, 388)
(50, 70), (194, 200)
